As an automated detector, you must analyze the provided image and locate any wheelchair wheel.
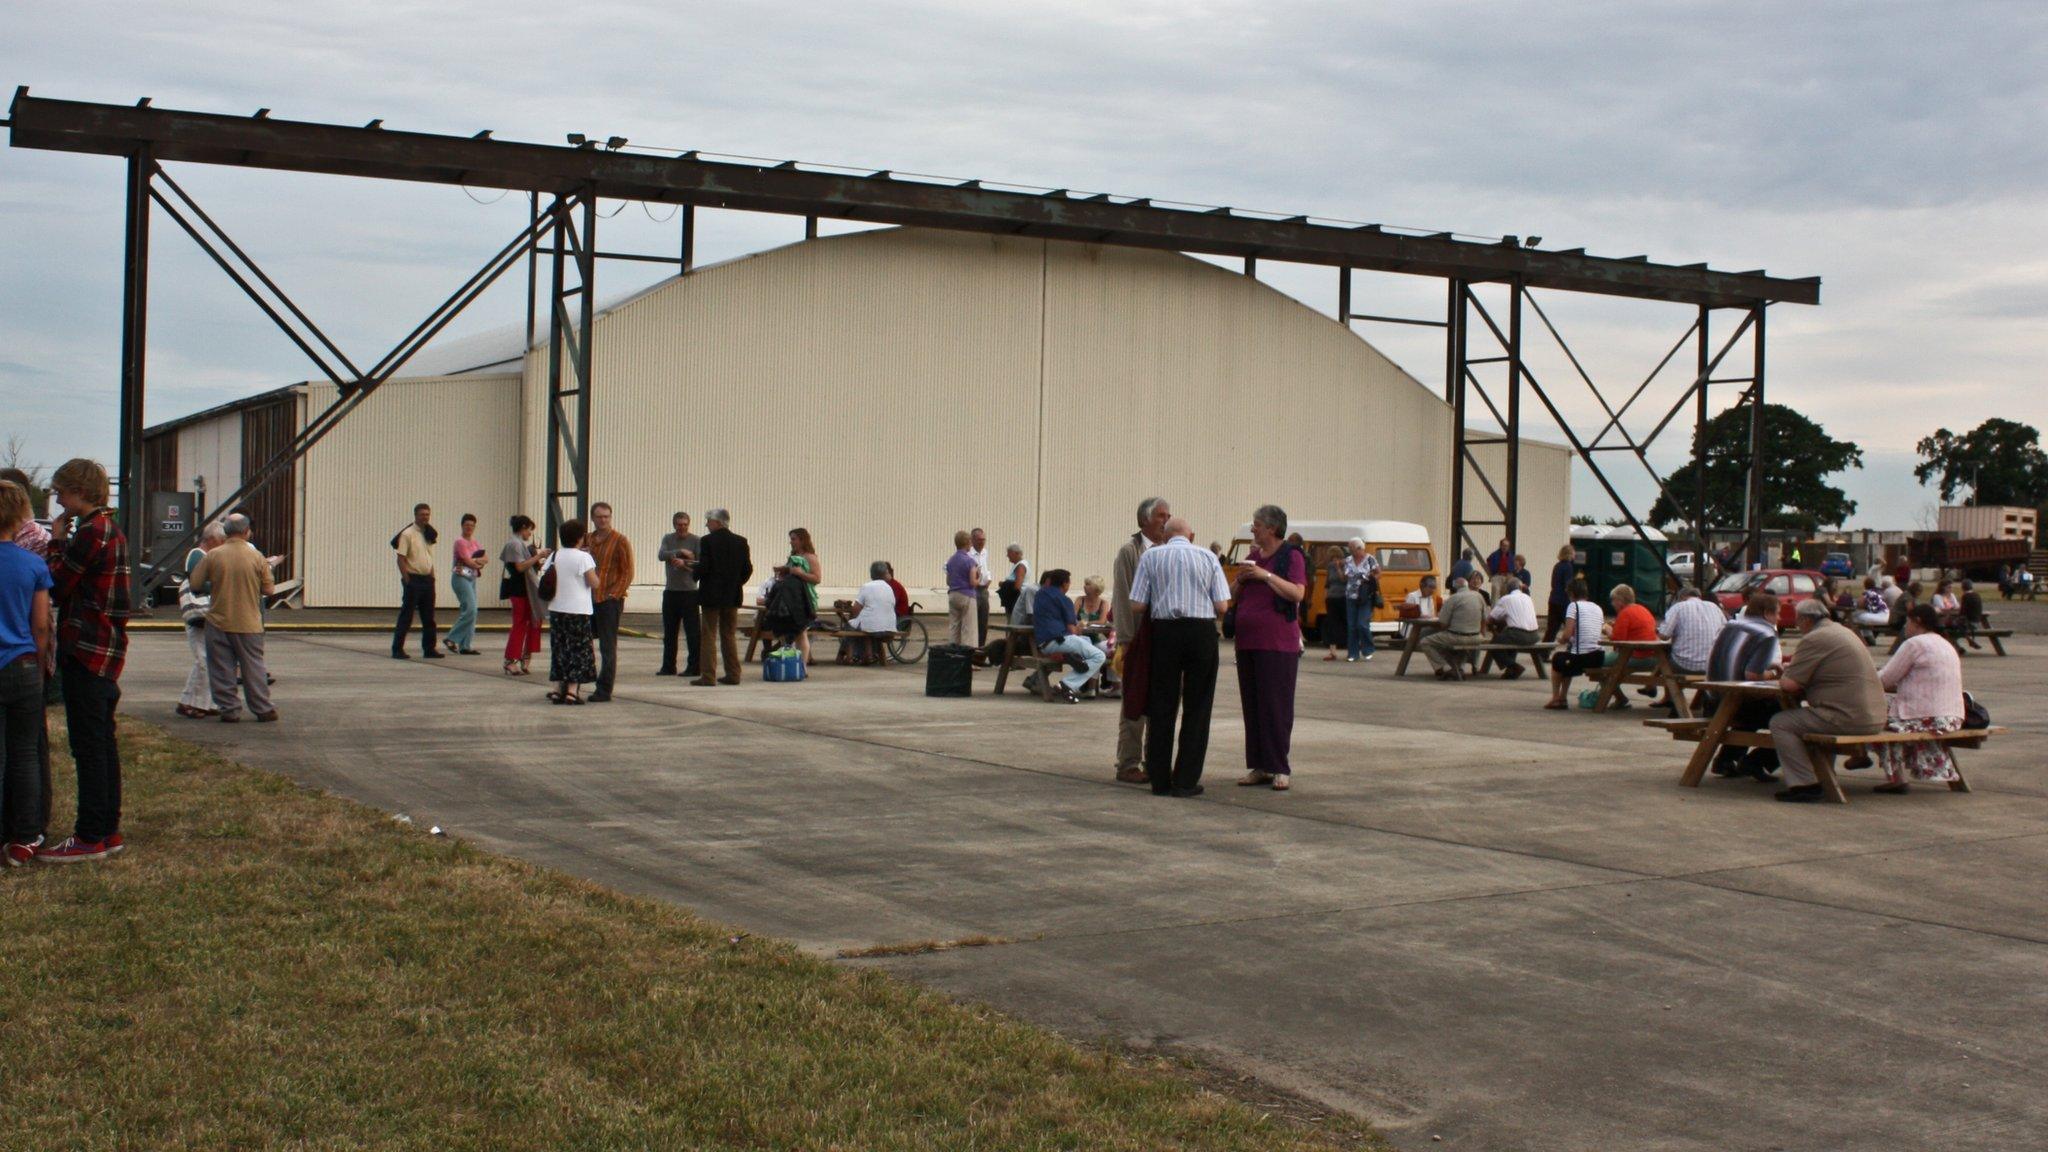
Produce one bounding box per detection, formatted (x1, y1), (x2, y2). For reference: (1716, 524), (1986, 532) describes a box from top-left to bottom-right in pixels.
(889, 617), (929, 664)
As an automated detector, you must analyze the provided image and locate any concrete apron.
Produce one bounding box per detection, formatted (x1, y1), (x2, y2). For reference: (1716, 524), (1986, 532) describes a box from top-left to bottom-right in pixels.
(120, 630), (2048, 1151)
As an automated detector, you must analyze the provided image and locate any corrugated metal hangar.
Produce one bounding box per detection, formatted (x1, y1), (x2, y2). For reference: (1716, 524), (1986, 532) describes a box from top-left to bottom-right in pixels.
(144, 225), (1572, 607)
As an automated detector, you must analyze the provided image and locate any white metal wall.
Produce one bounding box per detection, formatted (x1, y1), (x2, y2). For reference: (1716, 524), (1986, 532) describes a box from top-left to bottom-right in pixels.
(511, 228), (1561, 601)
(1462, 439), (1574, 594)
(300, 374), (522, 608)
(176, 414), (242, 519)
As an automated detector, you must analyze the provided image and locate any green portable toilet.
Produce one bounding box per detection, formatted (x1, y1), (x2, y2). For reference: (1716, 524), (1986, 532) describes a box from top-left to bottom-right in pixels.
(1596, 525), (1670, 614)
(1569, 526), (1604, 594)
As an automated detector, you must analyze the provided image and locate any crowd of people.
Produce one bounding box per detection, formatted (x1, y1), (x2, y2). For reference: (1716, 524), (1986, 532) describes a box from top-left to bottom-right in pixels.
(0, 448), (2010, 877)
(0, 460), (135, 865)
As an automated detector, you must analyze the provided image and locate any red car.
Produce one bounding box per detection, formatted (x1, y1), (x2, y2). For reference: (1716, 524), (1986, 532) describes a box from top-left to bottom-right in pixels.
(1711, 568), (1829, 629)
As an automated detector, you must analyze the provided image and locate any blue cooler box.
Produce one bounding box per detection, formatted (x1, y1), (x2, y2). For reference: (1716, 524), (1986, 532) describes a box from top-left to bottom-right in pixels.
(764, 648), (806, 682)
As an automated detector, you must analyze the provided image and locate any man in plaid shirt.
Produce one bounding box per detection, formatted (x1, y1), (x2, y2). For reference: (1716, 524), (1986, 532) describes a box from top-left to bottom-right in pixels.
(39, 458), (130, 864)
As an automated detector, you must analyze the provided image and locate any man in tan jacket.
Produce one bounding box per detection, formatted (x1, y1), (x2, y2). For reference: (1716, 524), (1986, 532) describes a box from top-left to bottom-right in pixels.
(1769, 598), (1887, 802)
(585, 501), (636, 702)
(187, 513), (277, 722)
(1110, 497), (1171, 785)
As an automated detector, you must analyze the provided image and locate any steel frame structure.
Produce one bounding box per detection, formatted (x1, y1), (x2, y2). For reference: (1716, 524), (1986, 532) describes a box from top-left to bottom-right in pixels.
(6, 89), (1818, 602)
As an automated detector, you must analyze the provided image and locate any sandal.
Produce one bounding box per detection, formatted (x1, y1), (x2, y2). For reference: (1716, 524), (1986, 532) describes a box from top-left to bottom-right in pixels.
(1543, 700), (1568, 710)
(564, 693), (584, 705)
(548, 690), (568, 704)
(505, 660), (522, 676)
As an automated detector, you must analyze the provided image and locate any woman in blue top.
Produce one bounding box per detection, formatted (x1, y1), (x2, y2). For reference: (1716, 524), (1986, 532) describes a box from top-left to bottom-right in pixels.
(0, 479), (55, 864)
(1543, 544), (1577, 643)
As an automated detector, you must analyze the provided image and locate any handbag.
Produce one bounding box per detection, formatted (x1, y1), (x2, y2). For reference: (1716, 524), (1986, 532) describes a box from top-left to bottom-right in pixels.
(499, 559), (520, 602)
(178, 584), (211, 625)
(1398, 601), (1422, 621)
(1962, 692), (1990, 730)
(536, 555), (559, 603)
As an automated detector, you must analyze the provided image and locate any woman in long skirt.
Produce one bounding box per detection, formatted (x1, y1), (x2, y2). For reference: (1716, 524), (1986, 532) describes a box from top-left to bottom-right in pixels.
(1235, 505), (1309, 792)
(544, 518), (600, 704)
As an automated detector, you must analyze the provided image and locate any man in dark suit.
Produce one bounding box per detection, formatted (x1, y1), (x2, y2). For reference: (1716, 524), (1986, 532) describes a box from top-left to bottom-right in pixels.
(690, 508), (752, 686)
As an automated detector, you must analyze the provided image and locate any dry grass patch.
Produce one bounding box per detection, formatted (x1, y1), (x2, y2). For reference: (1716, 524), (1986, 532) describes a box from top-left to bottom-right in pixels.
(0, 720), (1385, 1151)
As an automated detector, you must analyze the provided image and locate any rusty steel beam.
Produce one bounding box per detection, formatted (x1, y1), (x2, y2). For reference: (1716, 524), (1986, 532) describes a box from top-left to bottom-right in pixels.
(7, 90), (1820, 308)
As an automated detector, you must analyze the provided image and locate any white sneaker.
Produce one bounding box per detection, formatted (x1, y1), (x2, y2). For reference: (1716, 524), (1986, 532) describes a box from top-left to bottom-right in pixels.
(1271, 774), (1291, 791)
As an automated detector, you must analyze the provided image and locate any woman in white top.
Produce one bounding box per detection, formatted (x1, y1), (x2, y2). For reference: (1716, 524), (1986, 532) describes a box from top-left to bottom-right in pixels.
(1545, 576), (1607, 709)
(1399, 574), (1442, 643)
(544, 517), (601, 704)
(846, 561), (899, 665)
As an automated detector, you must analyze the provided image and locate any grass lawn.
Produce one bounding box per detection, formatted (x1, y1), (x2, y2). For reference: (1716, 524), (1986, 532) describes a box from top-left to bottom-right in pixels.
(0, 720), (1384, 1151)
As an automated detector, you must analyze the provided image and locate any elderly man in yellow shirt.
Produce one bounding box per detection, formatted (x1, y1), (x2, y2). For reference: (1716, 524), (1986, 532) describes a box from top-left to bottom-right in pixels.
(390, 502), (442, 660)
(187, 513), (277, 722)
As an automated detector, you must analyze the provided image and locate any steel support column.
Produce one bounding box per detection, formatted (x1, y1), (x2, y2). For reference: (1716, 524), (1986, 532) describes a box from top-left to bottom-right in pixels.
(1504, 279), (1523, 561)
(543, 189), (597, 541)
(1448, 281), (1468, 559)
(1693, 305), (1710, 585)
(116, 146), (151, 565)
(1744, 303), (1767, 565)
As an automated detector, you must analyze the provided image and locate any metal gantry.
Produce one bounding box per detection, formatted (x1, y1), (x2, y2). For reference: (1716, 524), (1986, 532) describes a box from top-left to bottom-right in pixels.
(5, 88), (1818, 601)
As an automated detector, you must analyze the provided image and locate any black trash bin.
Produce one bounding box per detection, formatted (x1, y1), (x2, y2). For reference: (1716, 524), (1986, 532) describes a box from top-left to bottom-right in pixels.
(925, 643), (975, 697)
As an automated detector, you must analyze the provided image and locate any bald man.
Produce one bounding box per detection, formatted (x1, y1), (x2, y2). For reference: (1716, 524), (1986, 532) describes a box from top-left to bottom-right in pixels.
(1126, 515), (1232, 797)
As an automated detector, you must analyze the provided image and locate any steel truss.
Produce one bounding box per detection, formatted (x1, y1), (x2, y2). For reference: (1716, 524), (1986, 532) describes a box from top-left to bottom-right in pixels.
(1340, 268), (1770, 587)
(8, 91), (1816, 605)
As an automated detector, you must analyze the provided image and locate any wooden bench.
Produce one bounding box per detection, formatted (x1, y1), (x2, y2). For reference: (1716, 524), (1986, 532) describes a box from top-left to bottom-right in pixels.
(263, 577), (305, 610)
(1461, 642), (1553, 679)
(1648, 716), (2006, 804)
(1966, 629), (2012, 657)
(991, 622), (1106, 701)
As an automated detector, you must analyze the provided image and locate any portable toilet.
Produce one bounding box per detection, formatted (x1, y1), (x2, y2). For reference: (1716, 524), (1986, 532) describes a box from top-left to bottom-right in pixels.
(1568, 526), (1604, 592)
(1596, 525), (1670, 613)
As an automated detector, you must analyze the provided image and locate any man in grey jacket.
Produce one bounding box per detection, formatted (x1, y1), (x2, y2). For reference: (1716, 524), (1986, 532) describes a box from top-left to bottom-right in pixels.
(656, 510), (701, 677)
(1111, 496), (1171, 784)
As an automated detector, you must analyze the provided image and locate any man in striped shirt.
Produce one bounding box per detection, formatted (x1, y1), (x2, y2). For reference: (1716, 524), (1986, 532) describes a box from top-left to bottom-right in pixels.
(1128, 516), (1231, 797)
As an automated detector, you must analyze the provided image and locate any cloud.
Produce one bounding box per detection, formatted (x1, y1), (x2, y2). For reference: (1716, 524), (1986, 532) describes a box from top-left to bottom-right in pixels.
(2, 0), (2042, 529)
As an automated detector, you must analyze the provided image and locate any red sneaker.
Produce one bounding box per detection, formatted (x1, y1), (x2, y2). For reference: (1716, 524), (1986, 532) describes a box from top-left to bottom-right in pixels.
(35, 834), (124, 864)
(3, 836), (43, 867)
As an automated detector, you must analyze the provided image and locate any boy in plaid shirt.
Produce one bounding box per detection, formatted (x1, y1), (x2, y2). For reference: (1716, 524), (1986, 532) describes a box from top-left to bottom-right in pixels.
(39, 458), (130, 864)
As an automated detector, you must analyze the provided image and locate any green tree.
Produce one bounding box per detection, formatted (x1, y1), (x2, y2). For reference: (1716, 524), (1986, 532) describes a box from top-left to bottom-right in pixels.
(1912, 418), (2048, 506)
(1648, 403), (1862, 533)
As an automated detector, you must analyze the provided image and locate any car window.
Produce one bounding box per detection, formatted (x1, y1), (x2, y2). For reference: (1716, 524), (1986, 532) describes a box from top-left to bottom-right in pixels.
(1764, 576), (1791, 595)
(1712, 573), (1753, 594)
(1791, 575), (1817, 594)
(1377, 547), (1432, 572)
(1225, 541), (1250, 564)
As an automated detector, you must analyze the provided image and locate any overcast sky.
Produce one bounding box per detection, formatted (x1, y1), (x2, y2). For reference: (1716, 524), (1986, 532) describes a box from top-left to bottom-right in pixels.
(3, 1), (2043, 527)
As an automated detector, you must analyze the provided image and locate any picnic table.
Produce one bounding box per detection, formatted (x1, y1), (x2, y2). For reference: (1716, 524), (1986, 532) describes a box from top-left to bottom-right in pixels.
(1653, 679), (2007, 804)
(1390, 620), (1444, 676)
(991, 621), (1108, 698)
(1590, 638), (1697, 717)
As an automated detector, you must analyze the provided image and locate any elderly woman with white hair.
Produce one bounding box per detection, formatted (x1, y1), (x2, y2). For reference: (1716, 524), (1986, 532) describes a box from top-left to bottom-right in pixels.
(175, 521), (229, 719)
(1233, 504), (1308, 791)
(1341, 537), (1381, 662)
(845, 561), (900, 665)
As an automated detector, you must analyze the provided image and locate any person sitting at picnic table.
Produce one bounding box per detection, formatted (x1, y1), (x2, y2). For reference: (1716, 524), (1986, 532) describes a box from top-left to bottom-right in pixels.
(1400, 575), (1442, 642)
(1850, 577), (1891, 630)
(1463, 571), (1492, 607)
(844, 561), (900, 665)
(1698, 590), (1785, 778)
(1769, 598), (1889, 803)
(1421, 572), (1488, 679)
(1075, 575), (1120, 694)
(1031, 570), (1104, 703)
(1544, 578), (1605, 709)
(1869, 604), (1967, 793)
(1603, 584), (1660, 708)
(1483, 577), (1540, 679)
(1953, 579), (1985, 651)
(1885, 581), (1922, 653)
(1658, 585), (1726, 677)
(1878, 576), (1903, 609)
(1930, 579), (1961, 624)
